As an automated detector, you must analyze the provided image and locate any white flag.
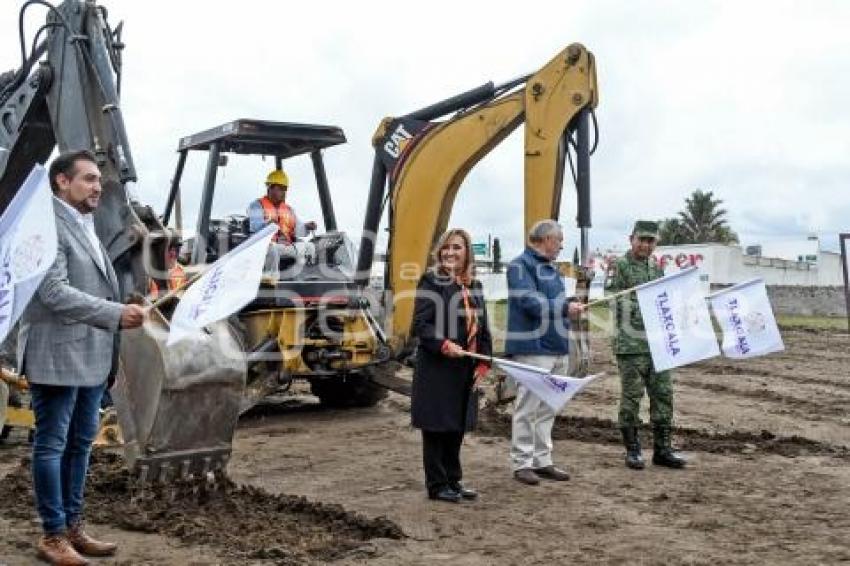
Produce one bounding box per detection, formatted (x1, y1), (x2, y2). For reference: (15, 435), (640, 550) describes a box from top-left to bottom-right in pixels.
(167, 224), (277, 345)
(496, 357), (604, 412)
(0, 165), (57, 343)
(708, 278), (784, 359)
(635, 266), (719, 371)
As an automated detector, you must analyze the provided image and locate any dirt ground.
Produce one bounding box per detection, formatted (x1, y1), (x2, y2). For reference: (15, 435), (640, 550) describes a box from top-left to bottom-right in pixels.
(1, 328), (849, 565)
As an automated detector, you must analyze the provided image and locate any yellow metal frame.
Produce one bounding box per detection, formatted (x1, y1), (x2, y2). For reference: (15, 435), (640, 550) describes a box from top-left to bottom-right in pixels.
(5, 406), (34, 429)
(241, 307), (378, 375)
(1, 368), (34, 430)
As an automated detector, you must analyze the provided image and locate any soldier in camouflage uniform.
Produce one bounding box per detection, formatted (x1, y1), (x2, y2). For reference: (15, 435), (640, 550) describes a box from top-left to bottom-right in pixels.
(605, 221), (686, 470)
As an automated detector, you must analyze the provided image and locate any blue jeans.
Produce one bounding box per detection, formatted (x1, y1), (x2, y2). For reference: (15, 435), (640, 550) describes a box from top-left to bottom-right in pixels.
(30, 382), (106, 535)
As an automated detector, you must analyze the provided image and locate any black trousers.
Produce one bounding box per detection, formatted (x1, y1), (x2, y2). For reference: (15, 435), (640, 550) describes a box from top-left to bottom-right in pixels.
(421, 430), (464, 495)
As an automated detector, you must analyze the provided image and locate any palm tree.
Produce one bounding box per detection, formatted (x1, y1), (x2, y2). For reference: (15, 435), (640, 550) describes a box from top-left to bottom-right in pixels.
(660, 189), (738, 245)
(658, 217), (688, 245)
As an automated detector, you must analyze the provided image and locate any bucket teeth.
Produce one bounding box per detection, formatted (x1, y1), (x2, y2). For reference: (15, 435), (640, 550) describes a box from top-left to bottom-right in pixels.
(158, 462), (172, 484)
(130, 448), (233, 484)
(180, 459), (191, 480)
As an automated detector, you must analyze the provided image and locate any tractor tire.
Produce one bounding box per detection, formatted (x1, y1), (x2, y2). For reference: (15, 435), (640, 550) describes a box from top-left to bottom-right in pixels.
(310, 370), (388, 408)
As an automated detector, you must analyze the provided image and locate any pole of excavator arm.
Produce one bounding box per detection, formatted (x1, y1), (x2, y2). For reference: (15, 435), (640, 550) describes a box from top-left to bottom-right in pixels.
(355, 154), (387, 286)
(576, 107), (591, 264)
(88, 4), (136, 182)
(311, 150), (337, 231)
(404, 82), (497, 120)
(162, 150), (187, 226)
(192, 142), (220, 265)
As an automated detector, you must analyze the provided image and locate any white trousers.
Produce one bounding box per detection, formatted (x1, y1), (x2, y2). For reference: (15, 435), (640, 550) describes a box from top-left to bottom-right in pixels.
(510, 354), (568, 471)
(263, 242), (310, 280)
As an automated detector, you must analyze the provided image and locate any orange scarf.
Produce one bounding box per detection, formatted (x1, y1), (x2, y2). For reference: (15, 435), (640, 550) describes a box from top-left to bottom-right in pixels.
(459, 281), (479, 353)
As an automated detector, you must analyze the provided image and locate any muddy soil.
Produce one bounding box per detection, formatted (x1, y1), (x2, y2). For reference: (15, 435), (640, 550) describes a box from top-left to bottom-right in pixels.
(1, 329), (848, 564)
(0, 451), (401, 565)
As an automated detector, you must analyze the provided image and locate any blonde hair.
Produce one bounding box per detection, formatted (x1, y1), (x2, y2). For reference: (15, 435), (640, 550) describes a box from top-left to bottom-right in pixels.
(430, 228), (474, 281)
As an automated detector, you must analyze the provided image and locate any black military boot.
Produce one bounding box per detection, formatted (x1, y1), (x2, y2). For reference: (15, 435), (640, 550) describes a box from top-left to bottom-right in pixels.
(652, 425), (686, 469)
(620, 427), (645, 470)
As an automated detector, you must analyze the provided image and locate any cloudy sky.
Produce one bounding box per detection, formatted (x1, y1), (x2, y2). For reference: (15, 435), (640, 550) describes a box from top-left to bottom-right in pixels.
(2, 0), (848, 260)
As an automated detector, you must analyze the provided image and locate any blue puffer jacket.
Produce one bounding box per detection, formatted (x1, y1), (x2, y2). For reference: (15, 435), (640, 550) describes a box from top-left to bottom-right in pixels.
(504, 247), (570, 355)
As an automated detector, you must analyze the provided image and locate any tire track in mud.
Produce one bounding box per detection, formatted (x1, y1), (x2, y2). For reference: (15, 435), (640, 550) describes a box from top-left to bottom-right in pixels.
(476, 406), (850, 459)
(0, 452), (403, 564)
(675, 379), (850, 418)
(690, 363), (850, 392)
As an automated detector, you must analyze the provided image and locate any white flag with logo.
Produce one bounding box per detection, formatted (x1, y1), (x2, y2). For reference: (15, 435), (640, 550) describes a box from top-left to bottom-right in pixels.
(708, 278), (783, 359)
(635, 266), (719, 371)
(0, 165), (57, 343)
(167, 224), (277, 345)
(497, 357), (604, 412)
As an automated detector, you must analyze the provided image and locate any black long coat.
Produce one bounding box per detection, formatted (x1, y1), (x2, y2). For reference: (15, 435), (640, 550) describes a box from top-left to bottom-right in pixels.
(410, 271), (493, 432)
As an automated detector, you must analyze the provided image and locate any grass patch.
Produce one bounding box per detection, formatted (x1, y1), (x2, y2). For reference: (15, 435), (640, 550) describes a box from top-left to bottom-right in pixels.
(775, 314), (848, 332)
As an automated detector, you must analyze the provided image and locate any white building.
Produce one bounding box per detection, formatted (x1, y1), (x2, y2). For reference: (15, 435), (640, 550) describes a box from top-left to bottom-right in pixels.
(653, 243), (842, 286)
(748, 236), (820, 264)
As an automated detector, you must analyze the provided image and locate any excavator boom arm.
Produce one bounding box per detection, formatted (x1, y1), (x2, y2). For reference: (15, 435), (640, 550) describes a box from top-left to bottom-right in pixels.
(0, 0), (155, 297)
(358, 44), (598, 353)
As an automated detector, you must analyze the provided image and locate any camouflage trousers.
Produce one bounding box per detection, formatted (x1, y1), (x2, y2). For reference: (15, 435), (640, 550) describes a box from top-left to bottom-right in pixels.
(616, 354), (673, 427)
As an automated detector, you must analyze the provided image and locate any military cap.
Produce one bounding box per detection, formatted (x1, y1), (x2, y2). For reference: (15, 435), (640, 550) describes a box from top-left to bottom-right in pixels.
(631, 220), (659, 239)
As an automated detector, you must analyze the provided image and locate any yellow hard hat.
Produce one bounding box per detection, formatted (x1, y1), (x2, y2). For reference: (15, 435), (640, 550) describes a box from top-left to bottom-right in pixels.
(265, 169), (289, 187)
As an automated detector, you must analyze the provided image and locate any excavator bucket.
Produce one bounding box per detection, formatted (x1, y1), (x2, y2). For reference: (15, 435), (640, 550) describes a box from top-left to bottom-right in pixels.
(112, 309), (246, 482)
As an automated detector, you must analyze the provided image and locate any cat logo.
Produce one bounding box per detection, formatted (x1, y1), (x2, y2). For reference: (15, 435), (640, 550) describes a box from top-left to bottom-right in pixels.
(383, 123), (414, 159)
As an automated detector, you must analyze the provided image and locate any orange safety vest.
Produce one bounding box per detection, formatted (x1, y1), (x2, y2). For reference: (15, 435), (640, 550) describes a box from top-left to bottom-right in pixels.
(259, 196), (297, 243)
(148, 263), (187, 299)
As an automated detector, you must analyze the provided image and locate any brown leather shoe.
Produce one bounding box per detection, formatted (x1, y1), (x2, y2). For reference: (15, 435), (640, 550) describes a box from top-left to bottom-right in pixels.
(513, 468), (541, 485)
(67, 524), (117, 557)
(37, 535), (89, 566)
(534, 465), (570, 481)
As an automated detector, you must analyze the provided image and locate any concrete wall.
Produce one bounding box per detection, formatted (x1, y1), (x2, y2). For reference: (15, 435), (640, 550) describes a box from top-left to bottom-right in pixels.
(765, 286), (849, 317)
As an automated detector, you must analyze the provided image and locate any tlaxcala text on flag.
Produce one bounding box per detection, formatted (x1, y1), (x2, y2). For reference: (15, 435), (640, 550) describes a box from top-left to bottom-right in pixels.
(167, 224), (277, 345)
(635, 266), (720, 371)
(708, 278), (784, 359)
(465, 351), (604, 413)
(0, 165), (57, 343)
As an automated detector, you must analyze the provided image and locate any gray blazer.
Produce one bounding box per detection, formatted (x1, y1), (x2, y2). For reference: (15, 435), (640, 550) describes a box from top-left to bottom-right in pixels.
(17, 199), (123, 387)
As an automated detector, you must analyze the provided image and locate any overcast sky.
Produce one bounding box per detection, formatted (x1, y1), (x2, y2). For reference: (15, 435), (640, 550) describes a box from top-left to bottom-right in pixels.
(2, 0), (848, 260)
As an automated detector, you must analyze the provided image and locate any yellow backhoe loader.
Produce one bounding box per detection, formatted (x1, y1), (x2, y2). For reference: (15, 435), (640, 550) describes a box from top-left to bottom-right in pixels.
(1, 0), (598, 481)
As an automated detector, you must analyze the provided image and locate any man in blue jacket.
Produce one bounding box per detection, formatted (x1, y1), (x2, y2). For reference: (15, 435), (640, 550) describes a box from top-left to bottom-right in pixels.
(505, 220), (584, 485)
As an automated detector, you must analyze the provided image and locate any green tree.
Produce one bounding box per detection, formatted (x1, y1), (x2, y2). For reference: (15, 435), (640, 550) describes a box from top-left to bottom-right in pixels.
(658, 217), (688, 245)
(659, 189), (738, 245)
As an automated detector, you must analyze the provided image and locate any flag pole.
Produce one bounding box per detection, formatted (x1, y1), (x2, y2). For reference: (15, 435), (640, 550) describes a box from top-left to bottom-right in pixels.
(148, 270), (205, 310)
(461, 350), (556, 373)
(585, 266), (701, 308)
(463, 351), (494, 363)
(585, 286), (636, 307)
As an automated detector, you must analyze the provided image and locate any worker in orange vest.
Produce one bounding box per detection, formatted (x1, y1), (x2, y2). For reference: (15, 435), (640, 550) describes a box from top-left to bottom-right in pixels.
(247, 169), (317, 280)
(148, 242), (187, 299)
(247, 169), (316, 242)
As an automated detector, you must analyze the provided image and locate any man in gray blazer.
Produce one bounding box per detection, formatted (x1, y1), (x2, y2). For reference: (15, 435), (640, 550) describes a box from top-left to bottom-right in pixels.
(18, 150), (145, 566)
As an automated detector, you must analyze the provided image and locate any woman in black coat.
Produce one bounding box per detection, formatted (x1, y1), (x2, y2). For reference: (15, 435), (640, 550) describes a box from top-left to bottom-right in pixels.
(411, 228), (493, 503)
